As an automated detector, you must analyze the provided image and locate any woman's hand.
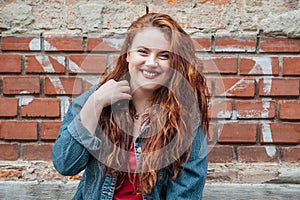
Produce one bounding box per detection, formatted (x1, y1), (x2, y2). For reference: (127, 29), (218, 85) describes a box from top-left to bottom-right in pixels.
(80, 80), (131, 135)
(94, 79), (132, 108)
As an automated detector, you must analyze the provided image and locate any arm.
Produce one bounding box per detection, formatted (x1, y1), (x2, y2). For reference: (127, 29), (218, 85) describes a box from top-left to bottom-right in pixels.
(52, 87), (100, 176)
(166, 125), (208, 200)
(52, 80), (132, 176)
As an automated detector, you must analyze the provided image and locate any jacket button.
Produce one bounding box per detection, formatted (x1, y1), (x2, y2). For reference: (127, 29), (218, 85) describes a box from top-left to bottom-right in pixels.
(137, 147), (142, 153)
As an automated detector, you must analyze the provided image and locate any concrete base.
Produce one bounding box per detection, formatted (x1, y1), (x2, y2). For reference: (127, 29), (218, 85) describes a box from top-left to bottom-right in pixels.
(0, 181), (300, 200)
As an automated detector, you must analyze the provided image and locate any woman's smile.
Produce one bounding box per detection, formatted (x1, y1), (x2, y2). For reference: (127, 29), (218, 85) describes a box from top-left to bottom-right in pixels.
(141, 68), (161, 79)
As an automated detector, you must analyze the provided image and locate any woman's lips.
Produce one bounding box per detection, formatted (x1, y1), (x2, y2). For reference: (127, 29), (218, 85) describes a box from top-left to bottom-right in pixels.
(141, 69), (160, 79)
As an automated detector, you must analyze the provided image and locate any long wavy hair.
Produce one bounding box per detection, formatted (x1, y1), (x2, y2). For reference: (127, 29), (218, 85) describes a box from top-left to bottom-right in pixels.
(96, 13), (209, 195)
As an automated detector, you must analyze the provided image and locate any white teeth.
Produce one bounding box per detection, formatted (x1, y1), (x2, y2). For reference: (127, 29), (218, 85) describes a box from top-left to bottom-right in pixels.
(143, 70), (157, 77)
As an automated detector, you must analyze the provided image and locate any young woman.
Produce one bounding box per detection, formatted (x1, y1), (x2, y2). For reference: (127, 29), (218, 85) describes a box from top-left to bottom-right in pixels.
(52, 13), (209, 200)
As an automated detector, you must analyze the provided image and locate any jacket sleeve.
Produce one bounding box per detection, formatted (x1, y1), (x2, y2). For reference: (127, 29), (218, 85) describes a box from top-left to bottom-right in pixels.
(52, 86), (102, 176)
(165, 124), (208, 200)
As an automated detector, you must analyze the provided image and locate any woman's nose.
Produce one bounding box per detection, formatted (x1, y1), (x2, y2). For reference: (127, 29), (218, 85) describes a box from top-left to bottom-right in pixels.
(145, 54), (158, 67)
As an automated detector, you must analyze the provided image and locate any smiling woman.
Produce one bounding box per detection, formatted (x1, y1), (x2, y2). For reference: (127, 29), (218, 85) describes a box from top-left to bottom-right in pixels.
(127, 27), (171, 95)
(52, 13), (209, 200)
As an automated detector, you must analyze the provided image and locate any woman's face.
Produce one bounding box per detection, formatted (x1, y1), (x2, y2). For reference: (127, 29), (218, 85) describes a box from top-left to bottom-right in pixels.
(126, 27), (171, 92)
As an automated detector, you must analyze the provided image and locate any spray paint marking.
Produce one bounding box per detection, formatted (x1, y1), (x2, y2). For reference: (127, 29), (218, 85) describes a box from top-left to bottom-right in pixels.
(261, 122), (276, 157)
(251, 57), (273, 95)
(19, 96), (34, 106)
(29, 38), (101, 116)
(219, 56), (275, 156)
(29, 39), (277, 157)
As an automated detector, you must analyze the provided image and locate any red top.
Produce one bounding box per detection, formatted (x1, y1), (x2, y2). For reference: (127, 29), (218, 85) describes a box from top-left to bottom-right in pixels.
(113, 144), (143, 200)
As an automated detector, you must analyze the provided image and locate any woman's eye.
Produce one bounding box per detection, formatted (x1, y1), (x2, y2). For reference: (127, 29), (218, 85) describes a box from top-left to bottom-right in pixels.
(137, 49), (148, 55)
(159, 53), (169, 60)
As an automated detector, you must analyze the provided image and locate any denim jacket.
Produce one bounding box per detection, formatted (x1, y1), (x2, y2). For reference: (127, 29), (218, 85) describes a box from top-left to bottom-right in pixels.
(52, 86), (208, 200)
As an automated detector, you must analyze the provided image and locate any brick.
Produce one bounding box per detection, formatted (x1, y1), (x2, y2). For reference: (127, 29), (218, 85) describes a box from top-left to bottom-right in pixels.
(217, 123), (257, 143)
(0, 169), (22, 179)
(0, 54), (22, 73)
(41, 121), (61, 140)
(44, 76), (83, 95)
(237, 146), (278, 162)
(1, 37), (40, 51)
(236, 100), (275, 119)
(208, 145), (234, 163)
(283, 57), (300, 75)
(44, 37), (83, 51)
(0, 121), (37, 140)
(0, 143), (19, 160)
(215, 77), (255, 97)
(193, 38), (211, 51)
(207, 123), (215, 143)
(3, 76), (40, 95)
(281, 147), (300, 162)
(0, 98), (18, 117)
(21, 143), (53, 161)
(240, 57), (279, 75)
(259, 78), (299, 97)
(260, 38), (300, 53)
(279, 100), (300, 120)
(68, 54), (107, 74)
(200, 57), (238, 74)
(206, 78), (213, 96)
(86, 38), (120, 51)
(208, 99), (232, 119)
(21, 98), (60, 118)
(215, 37), (256, 52)
(25, 55), (66, 74)
(260, 123), (300, 144)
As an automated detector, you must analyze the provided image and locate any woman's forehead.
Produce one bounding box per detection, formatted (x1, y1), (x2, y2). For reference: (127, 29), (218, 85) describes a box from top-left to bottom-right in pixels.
(130, 27), (171, 51)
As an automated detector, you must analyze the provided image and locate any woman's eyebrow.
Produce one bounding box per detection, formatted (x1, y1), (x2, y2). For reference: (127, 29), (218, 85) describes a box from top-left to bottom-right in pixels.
(136, 46), (170, 52)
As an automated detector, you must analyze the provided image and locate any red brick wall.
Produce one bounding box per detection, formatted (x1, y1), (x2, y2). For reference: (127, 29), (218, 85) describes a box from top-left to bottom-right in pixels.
(0, 35), (300, 164)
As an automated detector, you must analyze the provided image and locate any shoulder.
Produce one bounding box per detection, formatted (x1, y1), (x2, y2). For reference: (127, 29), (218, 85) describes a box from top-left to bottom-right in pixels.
(72, 85), (97, 107)
(70, 85), (97, 113)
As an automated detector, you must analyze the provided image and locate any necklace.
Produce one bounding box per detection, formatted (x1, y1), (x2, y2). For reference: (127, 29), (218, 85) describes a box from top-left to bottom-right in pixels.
(134, 104), (151, 120)
(134, 114), (140, 120)
(134, 110), (147, 120)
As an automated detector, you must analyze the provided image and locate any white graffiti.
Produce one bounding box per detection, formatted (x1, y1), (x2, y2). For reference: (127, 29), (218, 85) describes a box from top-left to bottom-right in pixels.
(28, 38), (103, 118)
(261, 122), (276, 157)
(19, 96), (34, 106)
(219, 56), (275, 157)
(28, 38), (277, 157)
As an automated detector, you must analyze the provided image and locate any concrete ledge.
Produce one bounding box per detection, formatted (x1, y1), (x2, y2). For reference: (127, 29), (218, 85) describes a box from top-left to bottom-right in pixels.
(0, 181), (300, 200)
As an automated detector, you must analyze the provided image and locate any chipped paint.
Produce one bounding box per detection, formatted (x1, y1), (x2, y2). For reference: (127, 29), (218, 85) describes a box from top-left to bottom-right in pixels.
(28, 38), (41, 50)
(103, 38), (124, 50)
(19, 96), (34, 106)
(20, 91), (30, 94)
(40, 56), (54, 73)
(68, 59), (86, 73)
(217, 110), (231, 118)
(58, 96), (70, 119)
(263, 78), (272, 94)
(43, 39), (59, 51)
(261, 98), (271, 118)
(237, 110), (257, 118)
(248, 57), (273, 74)
(223, 79), (253, 96)
(261, 122), (276, 157)
(247, 57), (273, 94)
(48, 77), (65, 94)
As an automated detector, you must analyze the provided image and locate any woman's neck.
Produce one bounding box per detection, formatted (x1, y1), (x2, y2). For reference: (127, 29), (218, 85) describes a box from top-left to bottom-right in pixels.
(132, 89), (153, 113)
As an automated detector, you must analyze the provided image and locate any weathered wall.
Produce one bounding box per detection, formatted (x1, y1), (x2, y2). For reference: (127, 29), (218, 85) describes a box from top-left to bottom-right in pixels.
(0, 0), (300, 185)
(1, 0), (300, 37)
